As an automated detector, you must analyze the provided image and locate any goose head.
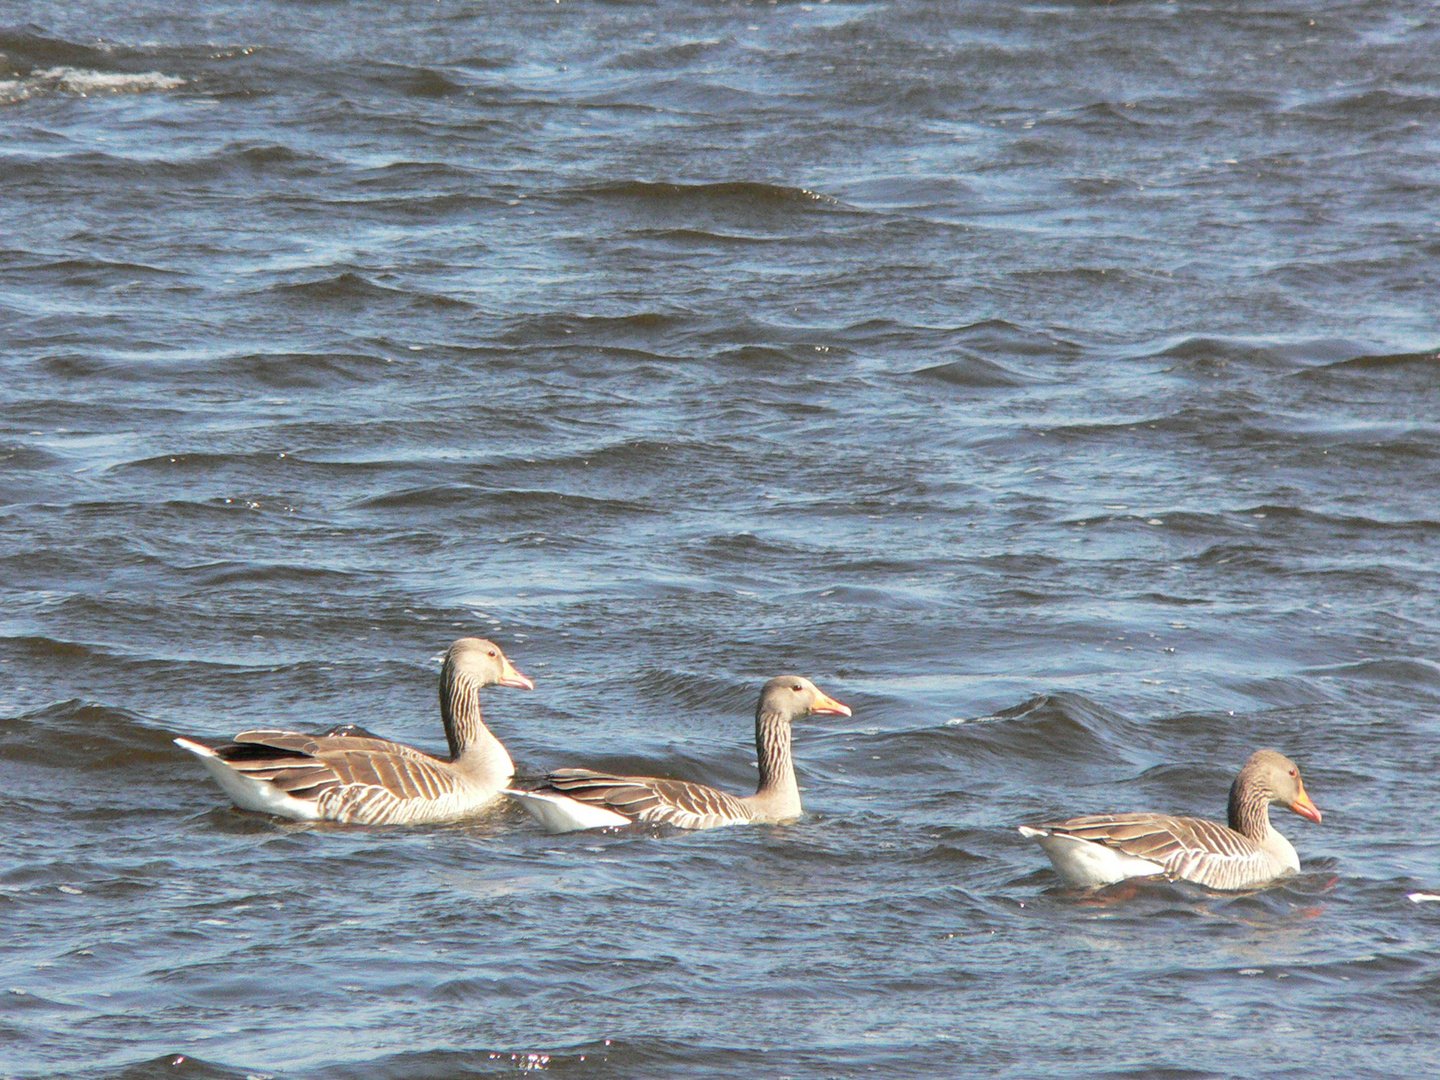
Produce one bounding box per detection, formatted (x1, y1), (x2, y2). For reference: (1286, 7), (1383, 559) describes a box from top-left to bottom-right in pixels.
(756, 675), (851, 722)
(444, 638), (534, 691)
(1243, 749), (1322, 823)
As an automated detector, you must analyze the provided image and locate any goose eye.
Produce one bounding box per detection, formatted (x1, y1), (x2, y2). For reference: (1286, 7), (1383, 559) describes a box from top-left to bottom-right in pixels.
(791, 684), (803, 692)
(1289, 769), (1297, 777)
(488, 650), (498, 658)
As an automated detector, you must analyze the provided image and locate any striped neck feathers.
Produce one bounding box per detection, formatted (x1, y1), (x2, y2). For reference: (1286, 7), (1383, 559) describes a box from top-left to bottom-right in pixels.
(439, 663), (513, 785)
(752, 707), (800, 816)
(1226, 767), (1275, 841)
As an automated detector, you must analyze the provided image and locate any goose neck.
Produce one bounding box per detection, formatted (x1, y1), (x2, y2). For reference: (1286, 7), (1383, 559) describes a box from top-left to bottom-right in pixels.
(1227, 774), (1274, 841)
(753, 708), (799, 813)
(440, 667), (513, 787)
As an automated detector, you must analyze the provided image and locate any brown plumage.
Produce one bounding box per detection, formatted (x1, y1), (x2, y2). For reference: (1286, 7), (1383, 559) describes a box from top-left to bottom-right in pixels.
(533, 769), (754, 830)
(174, 638), (532, 824)
(508, 675), (851, 832)
(1019, 749), (1323, 890)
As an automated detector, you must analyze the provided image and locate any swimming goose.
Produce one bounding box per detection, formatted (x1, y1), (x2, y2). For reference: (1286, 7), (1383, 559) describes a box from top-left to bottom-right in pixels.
(1019, 749), (1322, 890)
(174, 638), (532, 824)
(507, 675), (851, 832)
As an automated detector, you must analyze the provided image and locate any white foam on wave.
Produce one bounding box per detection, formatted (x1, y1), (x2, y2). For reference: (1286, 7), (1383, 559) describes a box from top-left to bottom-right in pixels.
(0, 66), (184, 104)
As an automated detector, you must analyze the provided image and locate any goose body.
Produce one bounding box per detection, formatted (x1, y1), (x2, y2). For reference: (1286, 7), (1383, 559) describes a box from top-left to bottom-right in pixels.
(507, 676), (850, 833)
(175, 638), (532, 825)
(1019, 749), (1322, 890)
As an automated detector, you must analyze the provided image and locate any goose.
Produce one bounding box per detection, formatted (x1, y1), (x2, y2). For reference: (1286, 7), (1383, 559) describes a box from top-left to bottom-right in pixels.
(1019, 749), (1322, 890)
(507, 675), (851, 832)
(174, 638), (532, 824)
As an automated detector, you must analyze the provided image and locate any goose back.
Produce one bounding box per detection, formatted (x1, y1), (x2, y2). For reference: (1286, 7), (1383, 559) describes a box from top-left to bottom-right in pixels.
(536, 768), (756, 830)
(508, 675), (850, 833)
(175, 638), (530, 824)
(1026, 812), (1298, 890)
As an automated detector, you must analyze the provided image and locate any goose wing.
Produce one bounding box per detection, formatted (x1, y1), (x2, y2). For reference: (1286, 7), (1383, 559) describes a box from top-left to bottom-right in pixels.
(540, 769), (753, 830)
(1042, 812), (1282, 890)
(211, 732), (468, 824)
(231, 728), (436, 760)
(201, 733), (344, 803)
(307, 749), (476, 824)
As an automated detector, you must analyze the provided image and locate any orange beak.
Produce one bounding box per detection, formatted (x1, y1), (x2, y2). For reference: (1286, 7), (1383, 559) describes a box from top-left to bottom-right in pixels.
(1289, 779), (1322, 824)
(499, 656), (534, 690)
(810, 691), (852, 718)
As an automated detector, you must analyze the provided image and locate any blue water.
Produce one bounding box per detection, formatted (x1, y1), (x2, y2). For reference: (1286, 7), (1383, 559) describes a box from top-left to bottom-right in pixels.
(2, 2), (1439, 1077)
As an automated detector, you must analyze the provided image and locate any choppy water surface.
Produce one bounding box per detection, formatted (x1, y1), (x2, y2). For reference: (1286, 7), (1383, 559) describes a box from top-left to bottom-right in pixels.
(3, 1), (1439, 1077)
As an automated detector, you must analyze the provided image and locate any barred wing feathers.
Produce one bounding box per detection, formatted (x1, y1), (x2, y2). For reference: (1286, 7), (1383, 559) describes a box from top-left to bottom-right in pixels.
(231, 728), (438, 761)
(1040, 812), (1281, 890)
(542, 768), (755, 830)
(209, 731), (476, 824)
